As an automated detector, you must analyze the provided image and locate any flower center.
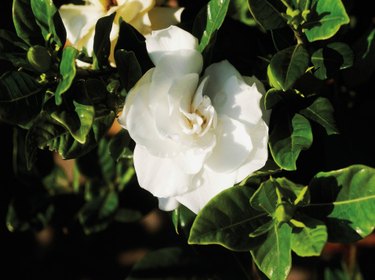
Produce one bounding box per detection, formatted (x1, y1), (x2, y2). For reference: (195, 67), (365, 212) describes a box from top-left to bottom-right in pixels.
(181, 95), (216, 137)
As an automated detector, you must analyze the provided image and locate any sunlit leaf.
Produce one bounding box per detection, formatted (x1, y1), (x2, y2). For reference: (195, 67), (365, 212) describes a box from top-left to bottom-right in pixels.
(300, 97), (339, 135)
(189, 186), (270, 251)
(303, 0), (350, 42)
(269, 112), (313, 171)
(268, 45), (309, 91)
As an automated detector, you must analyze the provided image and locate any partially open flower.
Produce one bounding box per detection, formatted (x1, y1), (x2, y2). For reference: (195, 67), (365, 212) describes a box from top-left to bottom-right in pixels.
(59, 0), (183, 65)
(119, 26), (270, 214)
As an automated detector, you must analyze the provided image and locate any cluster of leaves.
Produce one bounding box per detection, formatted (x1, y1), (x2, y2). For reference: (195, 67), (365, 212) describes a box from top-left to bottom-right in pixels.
(1, 0), (375, 279)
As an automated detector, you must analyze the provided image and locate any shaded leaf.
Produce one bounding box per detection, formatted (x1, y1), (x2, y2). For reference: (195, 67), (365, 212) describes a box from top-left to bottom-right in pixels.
(114, 50), (142, 92)
(93, 12), (115, 69)
(189, 186), (270, 251)
(269, 112), (313, 170)
(268, 45), (309, 91)
(248, 0), (286, 30)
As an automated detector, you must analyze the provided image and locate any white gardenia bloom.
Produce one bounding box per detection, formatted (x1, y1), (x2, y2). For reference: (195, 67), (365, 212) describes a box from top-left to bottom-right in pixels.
(118, 26), (270, 214)
(59, 0), (183, 65)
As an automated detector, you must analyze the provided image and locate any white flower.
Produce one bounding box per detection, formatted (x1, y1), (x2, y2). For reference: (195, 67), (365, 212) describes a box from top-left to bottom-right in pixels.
(118, 26), (270, 214)
(58, 0), (183, 65)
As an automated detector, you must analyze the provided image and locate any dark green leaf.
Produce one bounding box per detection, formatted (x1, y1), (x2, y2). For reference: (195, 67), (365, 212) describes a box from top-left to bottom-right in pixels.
(42, 165), (71, 195)
(197, 0), (230, 52)
(30, 0), (66, 47)
(251, 223), (293, 280)
(12, 0), (44, 46)
(0, 71), (44, 127)
(248, 0), (286, 30)
(114, 50), (142, 92)
(291, 216), (327, 256)
(303, 0), (350, 42)
(0, 30), (29, 68)
(114, 208), (143, 223)
(172, 205), (196, 236)
(264, 88), (284, 110)
(93, 12), (115, 69)
(250, 179), (279, 214)
(307, 165), (375, 242)
(300, 97), (339, 135)
(109, 129), (133, 162)
(188, 186), (270, 251)
(55, 46), (78, 105)
(269, 112), (313, 170)
(268, 45), (309, 91)
(311, 42), (353, 80)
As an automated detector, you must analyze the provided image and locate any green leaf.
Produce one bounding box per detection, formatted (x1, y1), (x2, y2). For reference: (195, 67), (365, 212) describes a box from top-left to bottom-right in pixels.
(311, 42), (353, 80)
(197, 0), (230, 52)
(248, 0), (286, 30)
(251, 223), (293, 280)
(291, 216), (327, 256)
(172, 205), (196, 236)
(268, 45), (309, 91)
(188, 186), (270, 251)
(299, 97), (339, 135)
(264, 88), (284, 110)
(93, 12), (115, 69)
(55, 46), (79, 105)
(229, 0), (257, 26)
(30, 0), (66, 48)
(269, 112), (313, 170)
(250, 179), (279, 214)
(306, 165), (375, 242)
(79, 190), (119, 234)
(0, 71), (44, 127)
(42, 165), (71, 195)
(114, 50), (142, 92)
(12, 0), (44, 46)
(0, 30), (30, 68)
(109, 129), (133, 162)
(303, 0), (350, 42)
(249, 220), (274, 238)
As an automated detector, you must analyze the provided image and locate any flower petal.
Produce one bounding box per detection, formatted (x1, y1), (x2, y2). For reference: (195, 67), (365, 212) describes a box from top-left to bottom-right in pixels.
(146, 25), (199, 65)
(204, 60), (265, 125)
(158, 197), (179, 211)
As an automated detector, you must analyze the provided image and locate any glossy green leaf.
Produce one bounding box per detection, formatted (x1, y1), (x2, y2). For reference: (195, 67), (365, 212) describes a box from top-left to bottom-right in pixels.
(311, 42), (353, 80)
(229, 0), (257, 26)
(114, 50), (142, 92)
(197, 0), (230, 52)
(300, 97), (339, 135)
(250, 179), (278, 214)
(248, 0), (286, 30)
(55, 46), (78, 105)
(268, 45), (309, 91)
(303, 0), (350, 42)
(172, 205), (196, 236)
(93, 12), (115, 69)
(251, 223), (293, 280)
(12, 0), (44, 46)
(307, 165), (375, 242)
(79, 190), (119, 234)
(30, 0), (66, 47)
(188, 186), (270, 251)
(291, 216), (327, 256)
(269, 113), (313, 170)
(0, 71), (44, 127)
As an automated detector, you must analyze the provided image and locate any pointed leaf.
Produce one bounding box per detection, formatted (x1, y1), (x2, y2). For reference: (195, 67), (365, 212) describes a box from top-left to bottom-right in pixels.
(55, 46), (78, 105)
(248, 0), (286, 30)
(188, 186), (270, 251)
(311, 42), (353, 80)
(93, 12), (115, 69)
(307, 164), (375, 242)
(291, 216), (327, 256)
(303, 0), (350, 42)
(300, 97), (339, 135)
(269, 112), (313, 170)
(251, 223), (293, 280)
(268, 45), (309, 91)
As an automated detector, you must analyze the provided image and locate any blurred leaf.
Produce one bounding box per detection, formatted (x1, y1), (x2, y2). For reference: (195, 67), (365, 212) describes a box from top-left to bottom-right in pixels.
(229, 0), (257, 26)
(311, 42), (353, 80)
(12, 0), (44, 46)
(300, 97), (339, 135)
(114, 208), (142, 223)
(248, 0), (286, 30)
(93, 12), (115, 69)
(79, 190), (119, 234)
(55, 46), (78, 105)
(42, 165), (71, 195)
(269, 112), (313, 171)
(0, 71), (44, 127)
(291, 216), (327, 256)
(268, 44), (309, 91)
(189, 186), (270, 251)
(197, 0), (230, 53)
(114, 50), (142, 92)
(30, 0), (66, 47)
(251, 223), (293, 280)
(306, 165), (375, 242)
(303, 0), (350, 42)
